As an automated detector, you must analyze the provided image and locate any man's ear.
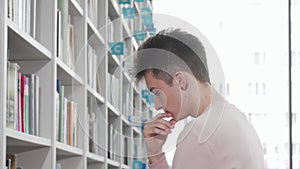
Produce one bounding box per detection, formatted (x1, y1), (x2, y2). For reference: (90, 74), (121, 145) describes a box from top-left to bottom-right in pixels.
(175, 71), (188, 91)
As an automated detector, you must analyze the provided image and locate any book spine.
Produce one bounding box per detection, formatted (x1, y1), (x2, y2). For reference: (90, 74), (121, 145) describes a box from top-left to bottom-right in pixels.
(30, 0), (36, 38)
(20, 75), (25, 132)
(63, 97), (67, 144)
(34, 75), (39, 136)
(73, 102), (77, 147)
(59, 85), (64, 142)
(57, 10), (62, 58)
(24, 76), (29, 134)
(6, 62), (19, 130)
(26, 74), (35, 135)
(17, 72), (21, 132)
(67, 101), (72, 146)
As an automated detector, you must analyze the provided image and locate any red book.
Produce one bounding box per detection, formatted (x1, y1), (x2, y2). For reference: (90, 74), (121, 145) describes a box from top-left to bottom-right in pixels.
(21, 75), (25, 133)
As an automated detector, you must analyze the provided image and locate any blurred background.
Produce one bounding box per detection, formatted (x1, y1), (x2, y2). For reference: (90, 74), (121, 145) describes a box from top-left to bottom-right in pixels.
(151, 0), (300, 168)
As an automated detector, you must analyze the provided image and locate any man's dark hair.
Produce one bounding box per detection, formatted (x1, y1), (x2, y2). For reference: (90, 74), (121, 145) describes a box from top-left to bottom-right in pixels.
(133, 28), (210, 86)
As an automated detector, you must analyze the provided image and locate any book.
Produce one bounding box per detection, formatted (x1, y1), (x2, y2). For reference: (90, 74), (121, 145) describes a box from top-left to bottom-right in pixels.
(56, 163), (62, 169)
(69, 21), (75, 70)
(6, 159), (11, 169)
(59, 85), (64, 142)
(30, 0), (36, 38)
(72, 102), (77, 147)
(34, 75), (40, 136)
(58, 0), (70, 67)
(6, 62), (19, 130)
(89, 112), (97, 153)
(20, 75), (25, 132)
(6, 154), (16, 169)
(67, 101), (73, 146)
(57, 10), (62, 58)
(24, 76), (29, 134)
(56, 80), (60, 141)
(17, 72), (21, 131)
(25, 74), (35, 135)
(63, 97), (68, 144)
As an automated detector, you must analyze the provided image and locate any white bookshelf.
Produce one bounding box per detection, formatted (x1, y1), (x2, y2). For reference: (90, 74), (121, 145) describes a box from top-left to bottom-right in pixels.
(0, 0), (154, 168)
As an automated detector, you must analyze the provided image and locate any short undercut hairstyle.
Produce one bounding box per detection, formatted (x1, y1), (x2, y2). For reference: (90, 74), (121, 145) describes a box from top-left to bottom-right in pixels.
(132, 28), (210, 86)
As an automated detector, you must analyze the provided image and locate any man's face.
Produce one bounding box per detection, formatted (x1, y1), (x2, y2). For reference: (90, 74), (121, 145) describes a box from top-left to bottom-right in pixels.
(144, 70), (183, 121)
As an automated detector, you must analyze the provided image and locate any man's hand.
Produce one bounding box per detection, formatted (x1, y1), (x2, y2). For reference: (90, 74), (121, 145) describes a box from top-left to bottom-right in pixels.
(143, 113), (176, 164)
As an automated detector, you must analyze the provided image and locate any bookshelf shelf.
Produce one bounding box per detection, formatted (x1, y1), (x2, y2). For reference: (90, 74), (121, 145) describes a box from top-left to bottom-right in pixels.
(6, 128), (51, 153)
(87, 18), (105, 46)
(87, 86), (105, 104)
(1, 0), (154, 168)
(108, 53), (121, 69)
(121, 116), (131, 127)
(122, 19), (131, 39)
(86, 152), (105, 163)
(108, 102), (120, 117)
(69, 0), (84, 17)
(121, 164), (130, 169)
(133, 127), (141, 135)
(132, 37), (139, 50)
(108, 0), (120, 20)
(56, 141), (83, 160)
(7, 19), (52, 61)
(57, 58), (84, 86)
(107, 158), (120, 168)
(123, 72), (131, 84)
(134, 2), (141, 14)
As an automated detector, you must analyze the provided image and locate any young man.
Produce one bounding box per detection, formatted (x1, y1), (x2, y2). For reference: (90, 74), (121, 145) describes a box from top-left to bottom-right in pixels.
(132, 29), (264, 169)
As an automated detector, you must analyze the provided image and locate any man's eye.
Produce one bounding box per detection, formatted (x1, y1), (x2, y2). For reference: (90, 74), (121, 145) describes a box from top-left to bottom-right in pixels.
(154, 91), (160, 96)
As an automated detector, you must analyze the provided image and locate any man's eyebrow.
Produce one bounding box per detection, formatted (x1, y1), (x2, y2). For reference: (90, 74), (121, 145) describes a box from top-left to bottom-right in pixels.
(149, 87), (157, 92)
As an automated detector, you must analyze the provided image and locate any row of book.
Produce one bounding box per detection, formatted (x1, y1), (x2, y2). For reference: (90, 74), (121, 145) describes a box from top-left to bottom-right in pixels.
(122, 90), (131, 120)
(108, 73), (120, 111)
(6, 154), (23, 169)
(57, 1), (75, 70)
(108, 123), (119, 160)
(87, 44), (102, 94)
(7, 0), (36, 38)
(88, 112), (99, 154)
(107, 18), (115, 43)
(56, 80), (77, 147)
(6, 61), (40, 136)
(87, 95), (99, 154)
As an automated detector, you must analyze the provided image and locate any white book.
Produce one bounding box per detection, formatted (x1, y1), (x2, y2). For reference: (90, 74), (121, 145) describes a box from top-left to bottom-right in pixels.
(7, 62), (20, 130)
(63, 97), (68, 144)
(72, 102), (77, 147)
(25, 0), (31, 35)
(30, 0), (36, 38)
(22, 0), (25, 32)
(55, 92), (60, 141)
(57, 10), (62, 58)
(34, 75), (39, 136)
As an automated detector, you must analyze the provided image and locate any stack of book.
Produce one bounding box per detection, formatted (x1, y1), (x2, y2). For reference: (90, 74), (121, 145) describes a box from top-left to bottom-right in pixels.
(87, 0), (98, 26)
(87, 44), (102, 94)
(107, 73), (120, 110)
(7, 0), (36, 38)
(108, 123), (118, 160)
(57, 0), (75, 70)
(87, 95), (99, 154)
(56, 80), (78, 147)
(6, 61), (40, 136)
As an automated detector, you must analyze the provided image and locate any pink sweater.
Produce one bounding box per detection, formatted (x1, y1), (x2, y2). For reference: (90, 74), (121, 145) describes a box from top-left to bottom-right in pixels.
(148, 102), (264, 169)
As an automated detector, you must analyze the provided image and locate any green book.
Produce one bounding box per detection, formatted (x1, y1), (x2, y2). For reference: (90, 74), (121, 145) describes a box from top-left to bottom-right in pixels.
(59, 85), (64, 142)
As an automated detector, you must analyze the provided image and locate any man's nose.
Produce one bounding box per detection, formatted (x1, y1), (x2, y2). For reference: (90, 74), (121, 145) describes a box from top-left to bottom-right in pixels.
(154, 95), (164, 111)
